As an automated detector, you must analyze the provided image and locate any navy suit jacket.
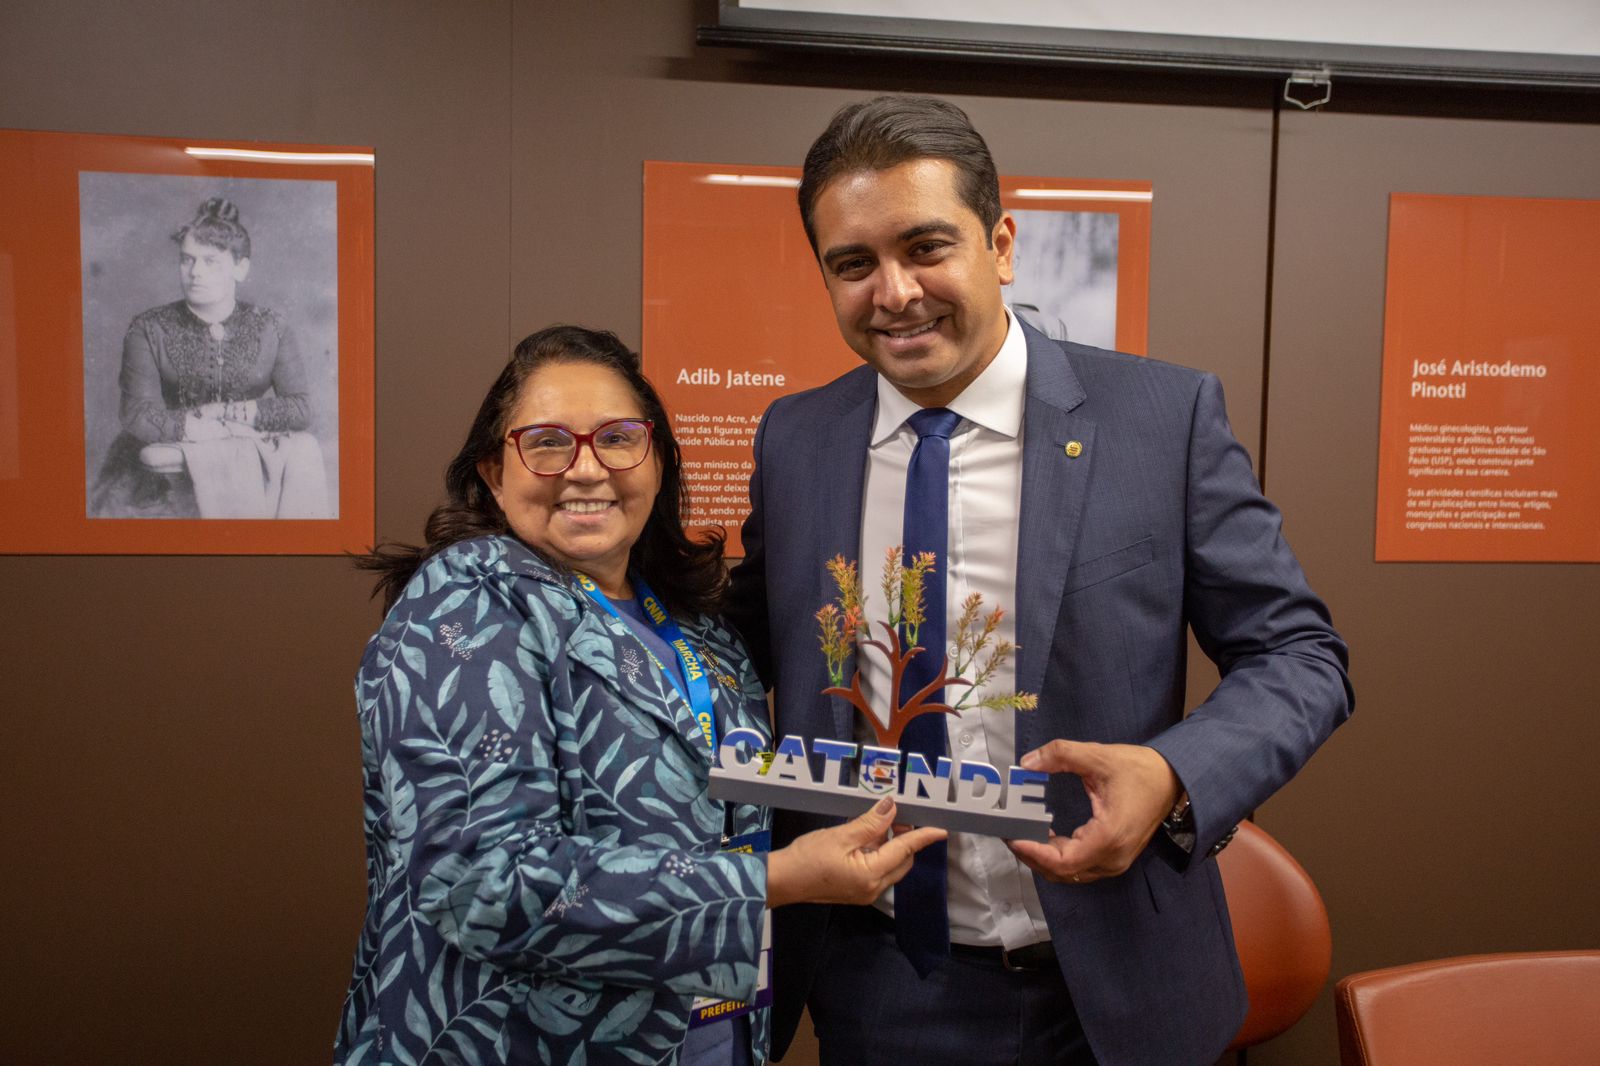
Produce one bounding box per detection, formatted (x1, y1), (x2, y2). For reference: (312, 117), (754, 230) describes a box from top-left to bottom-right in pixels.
(727, 322), (1352, 1066)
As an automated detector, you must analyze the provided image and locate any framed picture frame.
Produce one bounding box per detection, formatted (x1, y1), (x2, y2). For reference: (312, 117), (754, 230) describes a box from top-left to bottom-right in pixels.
(1373, 193), (1600, 563)
(0, 128), (373, 554)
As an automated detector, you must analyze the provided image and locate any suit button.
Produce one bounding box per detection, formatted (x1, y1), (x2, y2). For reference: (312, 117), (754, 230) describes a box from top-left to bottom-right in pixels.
(958, 732), (973, 747)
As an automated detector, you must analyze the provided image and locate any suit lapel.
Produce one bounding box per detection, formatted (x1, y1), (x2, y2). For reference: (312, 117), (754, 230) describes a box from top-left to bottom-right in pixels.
(1014, 326), (1094, 749)
(812, 369), (876, 741)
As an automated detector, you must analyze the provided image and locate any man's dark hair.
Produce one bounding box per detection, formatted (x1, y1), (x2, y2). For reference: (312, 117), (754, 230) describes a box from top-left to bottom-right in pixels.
(797, 95), (1002, 254)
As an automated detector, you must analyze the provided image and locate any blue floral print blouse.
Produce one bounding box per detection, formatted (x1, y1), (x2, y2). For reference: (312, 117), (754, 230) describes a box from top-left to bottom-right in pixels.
(336, 536), (773, 1065)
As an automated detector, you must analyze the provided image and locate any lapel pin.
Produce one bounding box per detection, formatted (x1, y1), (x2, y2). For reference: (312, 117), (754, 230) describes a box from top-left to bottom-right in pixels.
(1064, 441), (1084, 458)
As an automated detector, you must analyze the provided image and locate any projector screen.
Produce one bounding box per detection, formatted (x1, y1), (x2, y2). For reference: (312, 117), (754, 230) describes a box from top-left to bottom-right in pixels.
(703, 1), (1600, 89)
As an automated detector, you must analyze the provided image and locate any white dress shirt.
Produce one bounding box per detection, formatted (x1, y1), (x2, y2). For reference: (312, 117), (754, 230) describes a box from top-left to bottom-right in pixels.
(857, 308), (1052, 949)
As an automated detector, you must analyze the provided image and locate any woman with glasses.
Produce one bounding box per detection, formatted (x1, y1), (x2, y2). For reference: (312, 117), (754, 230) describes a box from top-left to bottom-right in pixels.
(339, 325), (941, 1066)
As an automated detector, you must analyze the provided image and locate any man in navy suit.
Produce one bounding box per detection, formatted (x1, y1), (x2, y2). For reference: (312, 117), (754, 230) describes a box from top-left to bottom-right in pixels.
(727, 96), (1352, 1066)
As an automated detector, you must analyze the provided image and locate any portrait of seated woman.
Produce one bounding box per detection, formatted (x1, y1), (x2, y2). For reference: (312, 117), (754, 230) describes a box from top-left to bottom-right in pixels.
(88, 195), (331, 519)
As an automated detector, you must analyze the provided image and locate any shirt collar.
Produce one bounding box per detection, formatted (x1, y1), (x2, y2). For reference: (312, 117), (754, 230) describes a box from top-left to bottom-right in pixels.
(871, 306), (1027, 445)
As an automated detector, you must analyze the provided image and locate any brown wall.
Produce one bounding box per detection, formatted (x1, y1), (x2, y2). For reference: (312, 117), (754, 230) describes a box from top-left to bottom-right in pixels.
(1255, 97), (1600, 1063)
(2, 2), (1596, 1063)
(1, 2), (513, 1062)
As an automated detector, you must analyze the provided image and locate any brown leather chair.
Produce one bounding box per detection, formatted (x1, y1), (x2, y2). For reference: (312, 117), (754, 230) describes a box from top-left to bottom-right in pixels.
(1216, 819), (1333, 1051)
(1335, 951), (1600, 1065)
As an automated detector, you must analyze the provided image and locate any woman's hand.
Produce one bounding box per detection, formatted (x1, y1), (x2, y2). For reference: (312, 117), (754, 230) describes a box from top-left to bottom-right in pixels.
(223, 398), (258, 426)
(194, 400), (258, 425)
(765, 796), (946, 908)
(182, 411), (231, 441)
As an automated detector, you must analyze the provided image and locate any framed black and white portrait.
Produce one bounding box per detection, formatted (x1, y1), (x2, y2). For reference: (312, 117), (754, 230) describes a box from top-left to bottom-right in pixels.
(0, 129), (373, 554)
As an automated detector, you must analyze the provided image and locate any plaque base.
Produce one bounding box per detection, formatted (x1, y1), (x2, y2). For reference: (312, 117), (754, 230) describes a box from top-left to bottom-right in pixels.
(708, 768), (1052, 841)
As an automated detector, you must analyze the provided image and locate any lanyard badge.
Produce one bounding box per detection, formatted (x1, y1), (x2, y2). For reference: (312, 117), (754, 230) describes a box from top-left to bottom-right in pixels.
(577, 573), (718, 755)
(579, 574), (770, 1027)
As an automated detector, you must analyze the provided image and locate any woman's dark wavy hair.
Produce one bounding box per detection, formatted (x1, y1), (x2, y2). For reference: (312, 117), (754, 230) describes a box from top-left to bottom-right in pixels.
(172, 196), (252, 260)
(358, 325), (727, 615)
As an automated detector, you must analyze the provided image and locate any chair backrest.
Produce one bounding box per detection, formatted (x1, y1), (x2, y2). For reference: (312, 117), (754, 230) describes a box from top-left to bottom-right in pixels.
(1215, 819), (1333, 1050)
(1335, 951), (1600, 1066)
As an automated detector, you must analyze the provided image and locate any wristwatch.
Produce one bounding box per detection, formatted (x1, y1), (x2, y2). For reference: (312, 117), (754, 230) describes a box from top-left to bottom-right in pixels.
(1162, 793), (1239, 857)
(1162, 794), (1193, 835)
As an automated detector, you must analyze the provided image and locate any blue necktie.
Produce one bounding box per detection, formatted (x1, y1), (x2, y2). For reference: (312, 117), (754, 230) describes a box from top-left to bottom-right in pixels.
(895, 406), (962, 977)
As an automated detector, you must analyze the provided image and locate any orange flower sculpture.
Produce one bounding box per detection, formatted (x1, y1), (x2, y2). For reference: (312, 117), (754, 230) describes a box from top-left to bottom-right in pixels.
(815, 548), (1037, 748)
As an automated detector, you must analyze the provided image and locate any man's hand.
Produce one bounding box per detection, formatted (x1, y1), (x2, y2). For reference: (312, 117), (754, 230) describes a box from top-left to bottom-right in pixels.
(1007, 740), (1181, 884)
(767, 797), (947, 908)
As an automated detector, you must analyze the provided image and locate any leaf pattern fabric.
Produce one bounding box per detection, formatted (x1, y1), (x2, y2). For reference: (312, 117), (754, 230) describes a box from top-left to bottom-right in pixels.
(336, 537), (773, 1065)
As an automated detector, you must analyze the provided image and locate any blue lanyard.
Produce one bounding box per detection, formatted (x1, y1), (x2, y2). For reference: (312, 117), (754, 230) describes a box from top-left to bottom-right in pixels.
(576, 573), (718, 756)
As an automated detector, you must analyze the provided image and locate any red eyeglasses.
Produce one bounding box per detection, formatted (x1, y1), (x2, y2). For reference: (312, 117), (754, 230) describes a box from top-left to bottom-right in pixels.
(505, 418), (655, 476)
